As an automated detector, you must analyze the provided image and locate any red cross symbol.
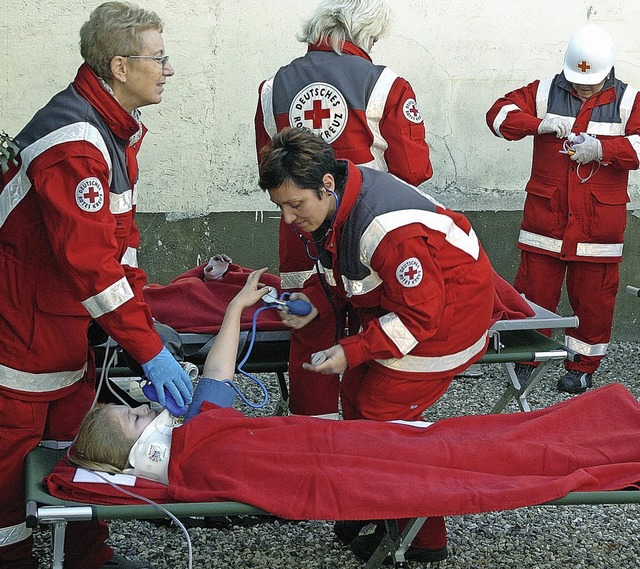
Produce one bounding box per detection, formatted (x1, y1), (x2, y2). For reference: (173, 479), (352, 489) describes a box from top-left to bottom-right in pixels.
(403, 265), (418, 281)
(305, 99), (331, 129)
(408, 104), (420, 118)
(577, 60), (591, 73)
(83, 185), (100, 203)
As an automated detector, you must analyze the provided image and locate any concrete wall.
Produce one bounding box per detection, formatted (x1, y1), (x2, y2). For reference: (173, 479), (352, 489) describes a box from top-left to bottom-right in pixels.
(2, 1), (640, 337)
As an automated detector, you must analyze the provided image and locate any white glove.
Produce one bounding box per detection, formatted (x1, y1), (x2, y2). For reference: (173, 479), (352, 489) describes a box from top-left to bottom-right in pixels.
(203, 253), (232, 281)
(570, 133), (603, 164)
(538, 117), (574, 138)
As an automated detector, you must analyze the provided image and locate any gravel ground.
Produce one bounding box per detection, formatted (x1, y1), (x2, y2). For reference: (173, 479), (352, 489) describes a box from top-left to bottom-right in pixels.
(33, 341), (640, 568)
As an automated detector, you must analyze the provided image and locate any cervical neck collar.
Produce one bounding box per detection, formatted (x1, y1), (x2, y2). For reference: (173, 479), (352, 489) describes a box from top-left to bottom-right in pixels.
(127, 409), (177, 485)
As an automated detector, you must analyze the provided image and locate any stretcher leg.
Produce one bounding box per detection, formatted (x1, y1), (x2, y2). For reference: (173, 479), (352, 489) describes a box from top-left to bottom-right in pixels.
(364, 518), (427, 568)
(491, 360), (556, 413)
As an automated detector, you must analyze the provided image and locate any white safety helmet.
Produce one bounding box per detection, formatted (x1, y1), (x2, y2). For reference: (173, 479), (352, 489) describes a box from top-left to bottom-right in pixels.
(563, 24), (615, 85)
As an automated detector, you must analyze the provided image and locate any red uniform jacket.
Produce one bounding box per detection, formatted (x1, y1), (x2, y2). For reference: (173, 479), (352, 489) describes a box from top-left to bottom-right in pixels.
(486, 71), (640, 263)
(255, 41), (432, 290)
(305, 162), (494, 377)
(0, 64), (162, 396)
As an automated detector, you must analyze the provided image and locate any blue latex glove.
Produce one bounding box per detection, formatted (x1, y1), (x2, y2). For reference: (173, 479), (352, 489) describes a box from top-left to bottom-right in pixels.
(141, 347), (193, 409)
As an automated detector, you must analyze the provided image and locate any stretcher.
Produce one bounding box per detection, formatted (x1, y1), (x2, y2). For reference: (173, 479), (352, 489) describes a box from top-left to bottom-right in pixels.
(25, 429), (640, 569)
(148, 298), (578, 415)
(30, 300), (579, 567)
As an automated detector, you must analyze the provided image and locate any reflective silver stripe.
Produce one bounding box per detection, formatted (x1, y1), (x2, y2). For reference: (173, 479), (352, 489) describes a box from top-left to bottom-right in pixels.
(0, 521), (32, 547)
(376, 333), (488, 373)
(343, 209), (480, 297)
(576, 242), (623, 257)
(0, 362), (85, 392)
(0, 162), (30, 229)
(1, 122), (112, 230)
(110, 189), (133, 214)
(541, 112), (575, 128)
(81, 276), (134, 318)
(322, 266), (337, 287)
(587, 85), (638, 137)
(260, 77), (277, 139)
(535, 79), (552, 118)
(565, 335), (608, 357)
(363, 67), (398, 172)
(379, 312), (418, 354)
(280, 270), (315, 290)
(492, 103), (519, 138)
(518, 229), (563, 254)
(120, 246), (138, 268)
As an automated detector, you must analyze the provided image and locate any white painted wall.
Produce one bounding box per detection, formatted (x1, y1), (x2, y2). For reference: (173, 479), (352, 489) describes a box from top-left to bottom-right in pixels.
(2, 0), (640, 213)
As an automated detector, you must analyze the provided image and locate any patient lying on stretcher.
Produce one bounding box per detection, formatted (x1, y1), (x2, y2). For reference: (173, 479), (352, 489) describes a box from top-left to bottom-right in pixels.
(64, 266), (640, 530)
(71, 268), (274, 483)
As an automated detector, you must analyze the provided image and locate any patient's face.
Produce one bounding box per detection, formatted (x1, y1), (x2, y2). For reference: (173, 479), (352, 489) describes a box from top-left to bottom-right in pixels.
(107, 404), (157, 441)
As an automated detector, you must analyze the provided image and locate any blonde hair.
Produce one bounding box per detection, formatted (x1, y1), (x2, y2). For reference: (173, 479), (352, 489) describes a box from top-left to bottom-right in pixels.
(79, 1), (164, 80)
(298, 0), (391, 54)
(69, 404), (133, 473)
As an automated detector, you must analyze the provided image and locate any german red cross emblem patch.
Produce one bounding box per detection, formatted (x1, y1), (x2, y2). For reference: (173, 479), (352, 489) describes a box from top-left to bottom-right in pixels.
(75, 177), (104, 212)
(289, 82), (348, 143)
(396, 257), (423, 287)
(402, 98), (422, 123)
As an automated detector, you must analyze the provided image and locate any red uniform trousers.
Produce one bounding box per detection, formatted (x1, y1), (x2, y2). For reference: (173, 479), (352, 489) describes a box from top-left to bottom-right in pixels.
(340, 363), (451, 550)
(514, 250), (619, 373)
(279, 219), (342, 415)
(0, 381), (112, 569)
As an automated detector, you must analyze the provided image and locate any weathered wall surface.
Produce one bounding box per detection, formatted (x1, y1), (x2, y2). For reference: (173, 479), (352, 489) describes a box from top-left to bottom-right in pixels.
(2, 1), (639, 336)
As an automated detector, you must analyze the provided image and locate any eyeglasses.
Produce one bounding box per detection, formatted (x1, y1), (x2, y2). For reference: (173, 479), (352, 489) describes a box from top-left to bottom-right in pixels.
(122, 55), (170, 69)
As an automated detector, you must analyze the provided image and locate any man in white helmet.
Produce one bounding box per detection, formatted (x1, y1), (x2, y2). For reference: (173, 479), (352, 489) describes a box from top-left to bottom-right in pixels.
(486, 24), (640, 394)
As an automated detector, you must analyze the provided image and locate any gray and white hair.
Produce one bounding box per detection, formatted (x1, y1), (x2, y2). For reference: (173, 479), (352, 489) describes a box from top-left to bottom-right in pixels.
(298, 0), (392, 54)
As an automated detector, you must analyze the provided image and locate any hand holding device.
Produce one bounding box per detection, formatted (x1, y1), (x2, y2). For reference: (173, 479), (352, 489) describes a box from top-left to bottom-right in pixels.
(570, 132), (602, 164)
(262, 287), (313, 315)
(141, 347), (193, 414)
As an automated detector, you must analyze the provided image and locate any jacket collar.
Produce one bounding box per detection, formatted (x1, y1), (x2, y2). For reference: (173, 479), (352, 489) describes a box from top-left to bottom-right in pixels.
(308, 40), (372, 63)
(72, 63), (142, 142)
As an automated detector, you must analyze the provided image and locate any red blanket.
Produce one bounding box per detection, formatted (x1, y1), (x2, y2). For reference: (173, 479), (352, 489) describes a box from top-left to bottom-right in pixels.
(142, 264), (532, 334)
(142, 263), (285, 334)
(47, 384), (640, 517)
(167, 384), (640, 519)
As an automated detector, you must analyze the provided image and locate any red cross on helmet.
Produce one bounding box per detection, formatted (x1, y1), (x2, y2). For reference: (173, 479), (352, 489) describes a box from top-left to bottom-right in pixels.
(563, 23), (615, 85)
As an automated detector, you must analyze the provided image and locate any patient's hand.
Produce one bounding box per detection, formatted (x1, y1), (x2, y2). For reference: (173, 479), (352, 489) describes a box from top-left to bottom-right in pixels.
(229, 268), (270, 310)
(303, 344), (347, 375)
(204, 254), (232, 281)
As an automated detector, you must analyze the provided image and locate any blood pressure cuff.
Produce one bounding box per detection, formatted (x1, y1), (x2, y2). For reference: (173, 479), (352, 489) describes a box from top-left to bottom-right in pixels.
(183, 378), (238, 422)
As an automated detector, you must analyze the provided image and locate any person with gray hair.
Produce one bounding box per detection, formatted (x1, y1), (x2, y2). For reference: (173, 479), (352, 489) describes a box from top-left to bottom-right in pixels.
(0, 2), (186, 567)
(254, 0), (433, 435)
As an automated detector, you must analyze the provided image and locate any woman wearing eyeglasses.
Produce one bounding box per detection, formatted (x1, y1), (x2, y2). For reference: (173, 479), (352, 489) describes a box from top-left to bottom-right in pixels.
(0, 3), (185, 568)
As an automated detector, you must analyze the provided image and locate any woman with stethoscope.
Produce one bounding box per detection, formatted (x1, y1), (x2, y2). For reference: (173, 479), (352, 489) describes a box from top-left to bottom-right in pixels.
(258, 126), (495, 564)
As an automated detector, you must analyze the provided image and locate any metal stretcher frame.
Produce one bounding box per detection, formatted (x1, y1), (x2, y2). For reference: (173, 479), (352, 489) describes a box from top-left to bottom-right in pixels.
(483, 299), (578, 413)
(25, 445), (640, 569)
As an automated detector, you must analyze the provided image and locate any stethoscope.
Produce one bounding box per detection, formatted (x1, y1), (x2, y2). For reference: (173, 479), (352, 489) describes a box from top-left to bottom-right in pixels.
(289, 188), (340, 262)
(288, 188), (343, 345)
